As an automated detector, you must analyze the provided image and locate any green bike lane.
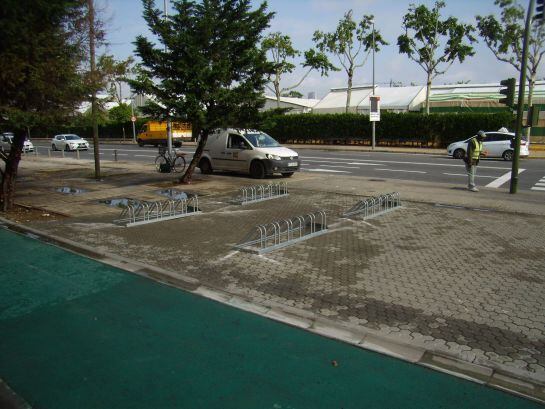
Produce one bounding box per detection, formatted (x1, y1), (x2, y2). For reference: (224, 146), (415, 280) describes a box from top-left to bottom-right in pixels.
(0, 229), (541, 409)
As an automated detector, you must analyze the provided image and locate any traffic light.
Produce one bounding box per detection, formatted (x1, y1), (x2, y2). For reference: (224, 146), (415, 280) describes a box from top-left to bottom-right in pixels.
(499, 78), (516, 107)
(536, 0), (544, 23)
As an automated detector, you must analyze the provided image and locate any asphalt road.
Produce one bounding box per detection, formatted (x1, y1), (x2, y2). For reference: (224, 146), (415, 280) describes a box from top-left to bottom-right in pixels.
(31, 142), (545, 192)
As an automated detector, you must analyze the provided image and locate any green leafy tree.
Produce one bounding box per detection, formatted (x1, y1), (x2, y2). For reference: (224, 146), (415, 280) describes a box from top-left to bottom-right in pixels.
(313, 10), (387, 113)
(109, 103), (132, 123)
(99, 55), (135, 104)
(397, 1), (475, 114)
(130, 0), (273, 184)
(477, 0), (544, 135)
(108, 103), (132, 139)
(281, 90), (304, 98)
(0, 0), (86, 211)
(262, 32), (335, 108)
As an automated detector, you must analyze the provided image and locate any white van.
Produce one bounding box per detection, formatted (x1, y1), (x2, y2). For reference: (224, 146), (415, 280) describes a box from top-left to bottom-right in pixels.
(198, 129), (300, 178)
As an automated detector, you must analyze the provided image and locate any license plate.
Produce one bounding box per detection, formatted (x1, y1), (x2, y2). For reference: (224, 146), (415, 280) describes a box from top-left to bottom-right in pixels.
(288, 162), (298, 167)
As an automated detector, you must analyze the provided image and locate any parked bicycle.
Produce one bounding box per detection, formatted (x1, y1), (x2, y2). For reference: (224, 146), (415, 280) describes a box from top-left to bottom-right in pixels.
(155, 146), (187, 173)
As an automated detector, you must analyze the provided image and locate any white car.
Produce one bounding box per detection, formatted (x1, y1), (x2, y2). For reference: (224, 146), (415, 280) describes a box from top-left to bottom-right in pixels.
(198, 129), (300, 178)
(0, 132), (34, 153)
(51, 134), (90, 151)
(447, 131), (529, 161)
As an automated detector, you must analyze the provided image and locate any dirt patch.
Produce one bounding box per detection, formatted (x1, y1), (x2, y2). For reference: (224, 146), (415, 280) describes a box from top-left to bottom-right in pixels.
(2, 204), (66, 223)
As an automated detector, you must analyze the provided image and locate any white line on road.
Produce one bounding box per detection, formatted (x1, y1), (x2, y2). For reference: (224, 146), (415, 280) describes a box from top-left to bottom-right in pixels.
(535, 182), (545, 186)
(347, 162), (383, 166)
(531, 186), (545, 191)
(135, 155), (156, 158)
(319, 165), (360, 169)
(375, 168), (426, 174)
(443, 173), (497, 178)
(301, 155), (512, 170)
(303, 168), (351, 173)
(486, 169), (525, 188)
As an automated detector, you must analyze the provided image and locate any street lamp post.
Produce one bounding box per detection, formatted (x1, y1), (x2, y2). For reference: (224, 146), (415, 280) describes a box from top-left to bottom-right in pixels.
(371, 20), (376, 150)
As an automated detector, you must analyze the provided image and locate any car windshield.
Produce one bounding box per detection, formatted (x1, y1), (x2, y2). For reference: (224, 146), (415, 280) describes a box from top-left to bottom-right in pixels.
(244, 132), (280, 148)
(65, 135), (81, 141)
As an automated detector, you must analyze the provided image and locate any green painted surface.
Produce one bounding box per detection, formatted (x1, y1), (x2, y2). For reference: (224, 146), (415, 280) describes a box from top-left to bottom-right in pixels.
(0, 229), (541, 409)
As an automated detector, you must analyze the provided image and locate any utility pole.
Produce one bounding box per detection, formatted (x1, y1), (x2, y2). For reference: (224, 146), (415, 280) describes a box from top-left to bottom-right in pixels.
(88, 0), (100, 180)
(510, 0), (535, 194)
(371, 20), (376, 150)
(164, 0), (173, 155)
(131, 96), (136, 143)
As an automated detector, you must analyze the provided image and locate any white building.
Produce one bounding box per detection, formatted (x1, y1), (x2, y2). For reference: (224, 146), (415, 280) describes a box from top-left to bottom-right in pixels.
(262, 95), (320, 114)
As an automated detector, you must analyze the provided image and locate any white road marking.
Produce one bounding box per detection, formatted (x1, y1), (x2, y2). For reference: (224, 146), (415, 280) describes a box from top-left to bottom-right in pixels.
(443, 173), (497, 179)
(486, 169), (525, 188)
(319, 165), (360, 169)
(301, 155), (511, 170)
(135, 155), (156, 158)
(304, 168), (351, 173)
(531, 186), (545, 191)
(375, 168), (426, 174)
(347, 162), (383, 166)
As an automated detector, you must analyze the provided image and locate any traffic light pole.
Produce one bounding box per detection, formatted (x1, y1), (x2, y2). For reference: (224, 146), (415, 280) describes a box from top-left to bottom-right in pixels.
(510, 0), (534, 194)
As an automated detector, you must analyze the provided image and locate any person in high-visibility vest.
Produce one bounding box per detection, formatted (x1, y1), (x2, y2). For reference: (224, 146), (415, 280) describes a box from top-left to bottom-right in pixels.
(464, 130), (487, 192)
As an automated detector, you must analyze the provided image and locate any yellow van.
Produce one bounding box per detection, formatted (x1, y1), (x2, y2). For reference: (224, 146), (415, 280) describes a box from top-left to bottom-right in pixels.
(137, 121), (192, 147)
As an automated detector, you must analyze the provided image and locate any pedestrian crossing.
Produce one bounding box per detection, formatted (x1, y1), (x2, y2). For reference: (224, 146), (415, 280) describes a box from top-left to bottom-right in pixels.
(531, 176), (545, 191)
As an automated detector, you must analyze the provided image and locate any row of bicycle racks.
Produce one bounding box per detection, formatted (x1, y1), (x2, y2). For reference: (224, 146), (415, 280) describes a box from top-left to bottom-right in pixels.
(114, 182), (402, 254)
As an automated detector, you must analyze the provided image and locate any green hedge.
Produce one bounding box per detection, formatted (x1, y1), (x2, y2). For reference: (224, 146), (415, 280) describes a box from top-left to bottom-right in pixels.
(261, 112), (515, 148)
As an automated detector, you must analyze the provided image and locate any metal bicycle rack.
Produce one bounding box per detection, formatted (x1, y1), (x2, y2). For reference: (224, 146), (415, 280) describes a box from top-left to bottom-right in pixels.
(342, 192), (401, 220)
(234, 210), (328, 254)
(234, 182), (289, 205)
(116, 196), (201, 227)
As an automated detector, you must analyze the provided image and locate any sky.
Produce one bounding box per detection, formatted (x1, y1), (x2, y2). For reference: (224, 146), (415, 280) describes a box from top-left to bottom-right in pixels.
(103, 0), (545, 99)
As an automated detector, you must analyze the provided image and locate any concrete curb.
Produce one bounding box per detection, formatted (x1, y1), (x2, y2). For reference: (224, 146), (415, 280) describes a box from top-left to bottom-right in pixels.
(1, 217), (544, 404)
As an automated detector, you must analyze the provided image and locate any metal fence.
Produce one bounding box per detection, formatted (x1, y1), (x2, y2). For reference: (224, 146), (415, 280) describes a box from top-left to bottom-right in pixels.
(235, 210), (327, 254)
(342, 192), (401, 220)
(116, 196), (200, 227)
(234, 182), (289, 205)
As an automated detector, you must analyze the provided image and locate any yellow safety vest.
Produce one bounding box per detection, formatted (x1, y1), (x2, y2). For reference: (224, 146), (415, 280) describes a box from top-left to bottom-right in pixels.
(470, 138), (483, 160)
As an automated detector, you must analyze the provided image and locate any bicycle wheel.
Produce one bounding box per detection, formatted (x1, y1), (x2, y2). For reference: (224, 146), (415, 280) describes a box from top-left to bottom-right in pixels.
(155, 155), (168, 172)
(173, 155), (186, 173)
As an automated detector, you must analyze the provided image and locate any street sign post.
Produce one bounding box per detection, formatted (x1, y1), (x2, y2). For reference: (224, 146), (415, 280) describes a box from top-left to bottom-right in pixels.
(370, 95), (380, 122)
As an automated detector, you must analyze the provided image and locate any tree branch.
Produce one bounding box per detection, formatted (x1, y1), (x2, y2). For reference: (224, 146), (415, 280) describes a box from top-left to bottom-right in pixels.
(282, 67), (314, 91)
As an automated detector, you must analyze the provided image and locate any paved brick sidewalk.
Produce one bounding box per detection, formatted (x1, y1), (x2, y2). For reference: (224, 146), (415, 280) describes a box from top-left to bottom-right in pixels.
(5, 156), (545, 400)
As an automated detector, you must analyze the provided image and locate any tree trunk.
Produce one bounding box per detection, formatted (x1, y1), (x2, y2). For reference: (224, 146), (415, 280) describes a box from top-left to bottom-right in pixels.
(179, 129), (209, 184)
(525, 74), (536, 142)
(274, 78), (281, 109)
(0, 131), (25, 212)
(425, 73), (432, 115)
(88, 0), (100, 179)
(345, 70), (353, 114)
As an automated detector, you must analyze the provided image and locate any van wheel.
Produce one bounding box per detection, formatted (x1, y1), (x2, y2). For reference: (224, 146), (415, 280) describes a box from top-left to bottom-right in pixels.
(250, 161), (265, 179)
(137, 139), (144, 147)
(281, 172), (294, 178)
(502, 150), (514, 161)
(51, 144), (57, 151)
(199, 158), (213, 174)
